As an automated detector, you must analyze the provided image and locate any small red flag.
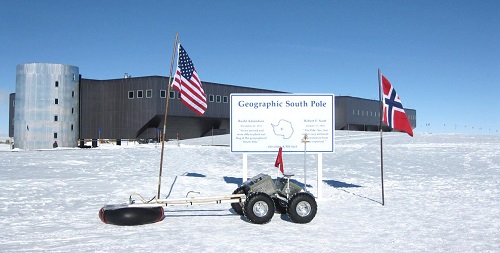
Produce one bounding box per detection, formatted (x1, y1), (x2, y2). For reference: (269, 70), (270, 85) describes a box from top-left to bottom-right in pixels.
(274, 147), (284, 174)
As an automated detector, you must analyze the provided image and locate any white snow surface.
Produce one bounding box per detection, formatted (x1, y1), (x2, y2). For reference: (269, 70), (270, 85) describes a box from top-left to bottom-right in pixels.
(0, 132), (499, 252)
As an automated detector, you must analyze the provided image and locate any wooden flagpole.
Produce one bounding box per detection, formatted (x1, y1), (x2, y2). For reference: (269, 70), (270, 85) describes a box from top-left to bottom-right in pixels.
(157, 33), (179, 200)
(378, 68), (385, 206)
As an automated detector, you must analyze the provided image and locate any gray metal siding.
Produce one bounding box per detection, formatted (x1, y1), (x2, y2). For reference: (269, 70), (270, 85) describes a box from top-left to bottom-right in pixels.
(13, 63), (79, 149)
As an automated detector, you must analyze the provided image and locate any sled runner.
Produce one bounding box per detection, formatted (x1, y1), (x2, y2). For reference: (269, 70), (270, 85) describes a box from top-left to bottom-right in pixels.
(99, 193), (246, 226)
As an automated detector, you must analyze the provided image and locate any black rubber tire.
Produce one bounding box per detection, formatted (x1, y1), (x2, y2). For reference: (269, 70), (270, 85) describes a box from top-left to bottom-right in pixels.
(273, 197), (288, 214)
(99, 204), (164, 226)
(243, 192), (275, 224)
(287, 192), (317, 224)
(231, 187), (245, 215)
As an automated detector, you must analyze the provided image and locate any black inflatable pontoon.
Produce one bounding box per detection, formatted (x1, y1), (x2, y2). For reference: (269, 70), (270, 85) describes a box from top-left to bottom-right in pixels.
(99, 204), (164, 226)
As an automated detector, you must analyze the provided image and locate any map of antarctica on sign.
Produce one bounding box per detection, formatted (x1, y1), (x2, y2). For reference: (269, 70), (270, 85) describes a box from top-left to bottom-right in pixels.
(230, 94), (335, 153)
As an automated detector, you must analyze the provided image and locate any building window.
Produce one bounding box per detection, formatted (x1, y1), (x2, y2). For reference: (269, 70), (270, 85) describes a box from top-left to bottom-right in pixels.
(71, 124), (74, 131)
(146, 89), (152, 98)
(169, 91), (175, 99)
(73, 74), (76, 81)
(128, 91), (134, 99)
(72, 91), (75, 98)
(177, 92), (181, 99)
(223, 96), (228, 103)
(55, 81), (59, 87)
(13, 100), (15, 107)
(71, 108), (74, 114)
(209, 94), (214, 102)
(54, 133), (58, 139)
(216, 95), (221, 103)
(55, 98), (59, 104)
(352, 110), (355, 115)
(160, 90), (166, 98)
(54, 115), (58, 121)
(137, 90), (143, 98)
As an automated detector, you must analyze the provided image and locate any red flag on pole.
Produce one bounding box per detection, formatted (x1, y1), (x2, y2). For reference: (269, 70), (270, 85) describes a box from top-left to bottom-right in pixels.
(275, 147), (284, 174)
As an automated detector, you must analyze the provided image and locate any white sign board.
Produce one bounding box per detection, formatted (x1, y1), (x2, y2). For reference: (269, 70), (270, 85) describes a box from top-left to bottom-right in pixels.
(230, 94), (335, 153)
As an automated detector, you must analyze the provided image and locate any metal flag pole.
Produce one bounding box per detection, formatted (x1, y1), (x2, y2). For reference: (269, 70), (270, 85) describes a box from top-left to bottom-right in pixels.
(302, 133), (309, 191)
(157, 33), (179, 200)
(378, 68), (385, 206)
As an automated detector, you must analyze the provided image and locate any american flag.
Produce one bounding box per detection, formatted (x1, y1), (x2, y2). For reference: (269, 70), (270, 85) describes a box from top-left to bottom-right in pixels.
(381, 75), (413, 137)
(172, 44), (207, 116)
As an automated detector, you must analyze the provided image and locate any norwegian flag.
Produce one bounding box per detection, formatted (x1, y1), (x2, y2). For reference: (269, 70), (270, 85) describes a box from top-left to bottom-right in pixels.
(172, 44), (207, 116)
(381, 75), (413, 137)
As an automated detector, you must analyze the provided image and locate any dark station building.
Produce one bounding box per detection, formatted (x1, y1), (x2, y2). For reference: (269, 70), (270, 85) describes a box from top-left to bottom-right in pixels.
(9, 74), (417, 145)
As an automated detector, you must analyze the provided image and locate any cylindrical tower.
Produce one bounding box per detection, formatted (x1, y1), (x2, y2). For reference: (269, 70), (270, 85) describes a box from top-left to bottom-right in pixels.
(14, 63), (79, 149)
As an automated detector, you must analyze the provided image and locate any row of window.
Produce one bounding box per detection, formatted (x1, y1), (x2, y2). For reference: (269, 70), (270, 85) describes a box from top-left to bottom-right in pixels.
(127, 90), (229, 103)
(53, 116), (75, 132)
(11, 83), (77, 107)
(50, 123), (74, 130)
(54, 112), (75, 120)
(53, 80), (76, 105)
(208, 94), (229, 103)
(354, 110), (380, 117)
(54, 81), (75, 88)
(353, 110), (416, 120)
(53, 93), (76, 104)
(52, 123), (75, 140)
(53, 75), (77, 87)
(128, 89), (153, 99)
(53, 100), (75, 113)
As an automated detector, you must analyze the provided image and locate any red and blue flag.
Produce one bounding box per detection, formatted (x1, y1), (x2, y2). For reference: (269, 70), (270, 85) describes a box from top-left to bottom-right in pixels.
(381, 75), (413, 137)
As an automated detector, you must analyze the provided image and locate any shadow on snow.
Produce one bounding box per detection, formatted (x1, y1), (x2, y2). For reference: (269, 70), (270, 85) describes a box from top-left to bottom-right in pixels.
(323, 180), (361, 188)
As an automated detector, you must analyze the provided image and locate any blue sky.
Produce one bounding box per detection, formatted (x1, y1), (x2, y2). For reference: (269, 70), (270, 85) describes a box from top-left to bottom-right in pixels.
(1, 0), (499, 135)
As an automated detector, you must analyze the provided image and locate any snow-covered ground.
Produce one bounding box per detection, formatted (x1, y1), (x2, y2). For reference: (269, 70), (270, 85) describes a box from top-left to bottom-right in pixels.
(0, 132), (498, 252)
